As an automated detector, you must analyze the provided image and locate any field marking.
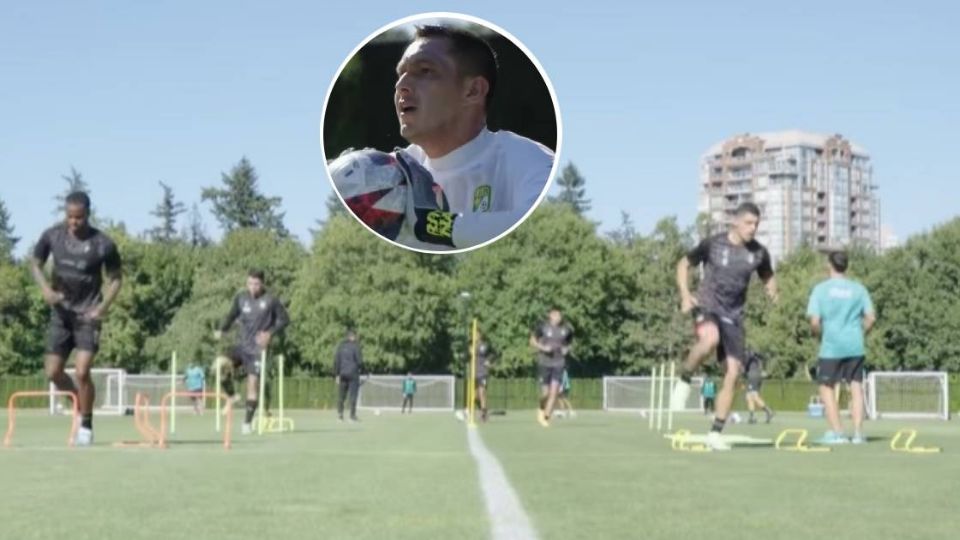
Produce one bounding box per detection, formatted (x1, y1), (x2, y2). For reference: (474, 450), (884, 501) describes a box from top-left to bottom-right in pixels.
(466, 428), (539, 540)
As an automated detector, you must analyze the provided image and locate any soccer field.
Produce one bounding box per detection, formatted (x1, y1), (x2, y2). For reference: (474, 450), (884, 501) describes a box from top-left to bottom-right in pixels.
(2, 409), (957, 540)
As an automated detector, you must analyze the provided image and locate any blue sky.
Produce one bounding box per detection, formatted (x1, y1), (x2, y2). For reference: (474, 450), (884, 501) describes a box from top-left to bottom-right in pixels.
(2, 0), (958, 256)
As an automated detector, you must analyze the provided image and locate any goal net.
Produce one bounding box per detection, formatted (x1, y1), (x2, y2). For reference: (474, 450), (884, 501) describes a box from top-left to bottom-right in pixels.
(602, 375), (704, 412)
(123, 374), (207, 412)
(48, 368), (126, 415)
(358, 375), (455, 412)
(866, 371), (949, 420)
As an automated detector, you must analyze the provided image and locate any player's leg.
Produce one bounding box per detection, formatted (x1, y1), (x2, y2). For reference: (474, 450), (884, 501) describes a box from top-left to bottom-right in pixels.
(336, 378), (348, 420)
(746, 391), (758, 423)
(753, 388), (774, 423)
(71, 350), (96, 444)
(672, 318), (719, 410)
(477, 379), (488, 421)
(401, 394), (408, 413)
(44, 310), (77, 399)
(542, 370), (561, 425)
(347, 376), (360, 421)
(242, 372), (258, 434)
(844, 357), (866, 443)
(816, 359), (848, 443)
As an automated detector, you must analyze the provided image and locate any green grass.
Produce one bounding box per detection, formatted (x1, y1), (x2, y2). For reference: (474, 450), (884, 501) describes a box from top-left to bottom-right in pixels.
(1, 409), (958, 540)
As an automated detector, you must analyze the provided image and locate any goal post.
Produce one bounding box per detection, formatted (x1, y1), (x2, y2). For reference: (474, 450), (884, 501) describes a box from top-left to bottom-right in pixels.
(358, 375), (455, 412)
(603, 375), (704, 412)
(866, 371), (949, 420)
(49, 368), (126, 415)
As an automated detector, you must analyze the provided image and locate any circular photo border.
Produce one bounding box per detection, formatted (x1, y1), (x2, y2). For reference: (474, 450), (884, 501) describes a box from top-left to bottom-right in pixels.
(320, 11), (563, 254)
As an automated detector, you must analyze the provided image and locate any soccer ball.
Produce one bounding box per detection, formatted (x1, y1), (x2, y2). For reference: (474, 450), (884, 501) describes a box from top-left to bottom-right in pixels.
(730, 412), (742, 424)
(454, 410), (466, 422)
(327, 148), (448, 241)
(374, 409), (381, 416)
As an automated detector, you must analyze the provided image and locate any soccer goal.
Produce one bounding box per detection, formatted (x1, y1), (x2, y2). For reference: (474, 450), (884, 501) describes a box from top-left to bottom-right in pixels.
(602, 375), (705, 412)
(122, 374), (206, 412)
(866, 371), (950, 420)
(48, 368), (126, 415)
(358, 375), (455, 412)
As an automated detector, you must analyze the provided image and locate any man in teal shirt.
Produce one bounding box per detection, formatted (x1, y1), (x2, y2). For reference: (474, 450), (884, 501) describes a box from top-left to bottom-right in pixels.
(185, 362), (206, 415)
(701, 376), (717, 415)
(401, 373), (416, 414)
(806, 251), (875, 444)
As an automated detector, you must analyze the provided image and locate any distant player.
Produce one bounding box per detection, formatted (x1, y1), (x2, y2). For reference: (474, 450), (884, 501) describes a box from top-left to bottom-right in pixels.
(30, 191), (123, 446)
(214, 269), (289, 435)
(556, 368), (576, 419)
(185, 361), (206, 415)
(530, 308), (573, 428)
(701, 376), (716, 415)
(474, 334), (494, 422)
(743, 351), (774, 424)
(671, 202), (778, 450)
(393, 24), (554, 250)
(401, 372), (416, 414)
(807, 251), (875, 444)
(334, 330), (364, 422)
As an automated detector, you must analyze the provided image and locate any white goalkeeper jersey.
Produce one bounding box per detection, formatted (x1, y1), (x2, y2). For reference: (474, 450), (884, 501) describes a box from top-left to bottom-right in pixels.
(398, 127), (554, 251)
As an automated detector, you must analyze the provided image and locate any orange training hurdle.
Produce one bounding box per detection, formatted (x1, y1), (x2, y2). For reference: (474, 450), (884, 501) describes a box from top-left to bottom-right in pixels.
(4, 391), (79, 448)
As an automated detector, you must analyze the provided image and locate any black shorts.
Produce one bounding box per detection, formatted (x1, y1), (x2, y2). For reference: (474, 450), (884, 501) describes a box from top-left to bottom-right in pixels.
(694, 309), (746, 365)
(46, 307), (101, 358)
(746, 377), (763, 393)
(538, 365), (564, 386)
(227, 345), (262, 376)
(817, 357), (865, 385)
(475, 376), (488, 387)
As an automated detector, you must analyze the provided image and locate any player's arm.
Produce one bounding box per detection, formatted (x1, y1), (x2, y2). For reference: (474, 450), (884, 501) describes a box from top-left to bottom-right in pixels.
(257, 298), (290, 348)
(29, 229), (63, 305)
(806, 287), (821, 336)
(862, 288), (876, 334)
(529, 331), (550, 353)
(677, 238), (709, 313)
(757, 248), (778, 303)
(215, 295), (241, 340)
(561, 327), (574, 356)
(89, 241), (123, 320)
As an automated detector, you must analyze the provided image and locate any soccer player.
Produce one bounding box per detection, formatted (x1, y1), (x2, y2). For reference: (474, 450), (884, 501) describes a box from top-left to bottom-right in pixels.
(185, 361), (206, 415)
(474, 335), (494, 422)
(401, 372), (416, 414)
(806, 251), (875, 444)
(334, 330), (364, 422)
(701, 376), (716, 415)
(214, 270), (289, 435)
(393, 24), (555, 250)
(30, 191), (122, 446)
(743, 351), (774, 424)
(556, 368), (576, 419)
(671, 202), (778, 450)
(530, 308), (573, 428)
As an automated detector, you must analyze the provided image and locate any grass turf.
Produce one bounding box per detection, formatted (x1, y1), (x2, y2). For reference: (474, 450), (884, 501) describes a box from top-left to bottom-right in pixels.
(1, 408), (957, 539)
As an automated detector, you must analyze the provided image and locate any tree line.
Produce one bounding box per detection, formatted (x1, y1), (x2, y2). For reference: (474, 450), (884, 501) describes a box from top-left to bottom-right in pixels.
(1, 159), (957, 378)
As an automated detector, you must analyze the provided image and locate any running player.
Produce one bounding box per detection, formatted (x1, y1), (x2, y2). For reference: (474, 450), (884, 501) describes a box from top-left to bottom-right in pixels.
(214, 270), (289, 434)
(807, 251), (875, 444)
(556, 368), (576, 419)
(743, 351), (774, 424)
(30, 191), (123, 446)
(393, 24), (554, 250)
(530, 308), (573, 428)
(671, 202), (778, 450)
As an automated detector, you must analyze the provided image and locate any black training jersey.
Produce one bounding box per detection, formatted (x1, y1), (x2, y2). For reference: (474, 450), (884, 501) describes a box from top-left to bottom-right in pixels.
(687, 233), (773, 320)
(33, 223), (122, 313)
(475, 341), (493, 378)
(533, 321), (573, 368)
(334, 340), (363, 377)
(220, 291), (289, 348)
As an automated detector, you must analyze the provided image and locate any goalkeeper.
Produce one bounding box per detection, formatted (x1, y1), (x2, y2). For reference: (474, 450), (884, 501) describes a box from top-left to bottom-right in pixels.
(806, 251), (875, 445)
(392, 24), (554, 251)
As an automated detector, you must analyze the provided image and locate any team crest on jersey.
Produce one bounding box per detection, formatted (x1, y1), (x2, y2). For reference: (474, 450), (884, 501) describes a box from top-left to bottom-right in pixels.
(259, 300), (267, 310)
(242, 301), (252, 313)
(472, 185), (492, 212)
(721, 247), (730, 266)
(747, 252), (755, 265)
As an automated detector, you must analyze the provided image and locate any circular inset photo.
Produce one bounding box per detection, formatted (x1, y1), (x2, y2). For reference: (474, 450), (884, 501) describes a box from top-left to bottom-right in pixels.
(322, 12), (561, 253)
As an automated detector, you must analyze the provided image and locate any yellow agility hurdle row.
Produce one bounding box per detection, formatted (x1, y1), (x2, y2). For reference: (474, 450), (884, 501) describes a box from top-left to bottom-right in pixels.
(890, 429), (941, 454)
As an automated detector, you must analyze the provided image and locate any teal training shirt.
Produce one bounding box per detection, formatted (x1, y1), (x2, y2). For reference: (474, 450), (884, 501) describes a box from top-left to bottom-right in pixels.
(806, 277), (874, 359)
(185, 366), (205, 391)
(402, 377), (417, 396)
(701, 379), (717, 399)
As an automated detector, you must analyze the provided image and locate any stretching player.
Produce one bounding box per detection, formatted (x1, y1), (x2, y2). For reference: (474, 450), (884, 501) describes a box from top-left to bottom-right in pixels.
(393, 24), (554, 250)
(671, 203), (777, 450)
(30, 191), (122, 446)
(743, 351), (774, 424)
(807, 251), (875, 444)
(214, 270), (289, 434)
(530, 308), (573, 428)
